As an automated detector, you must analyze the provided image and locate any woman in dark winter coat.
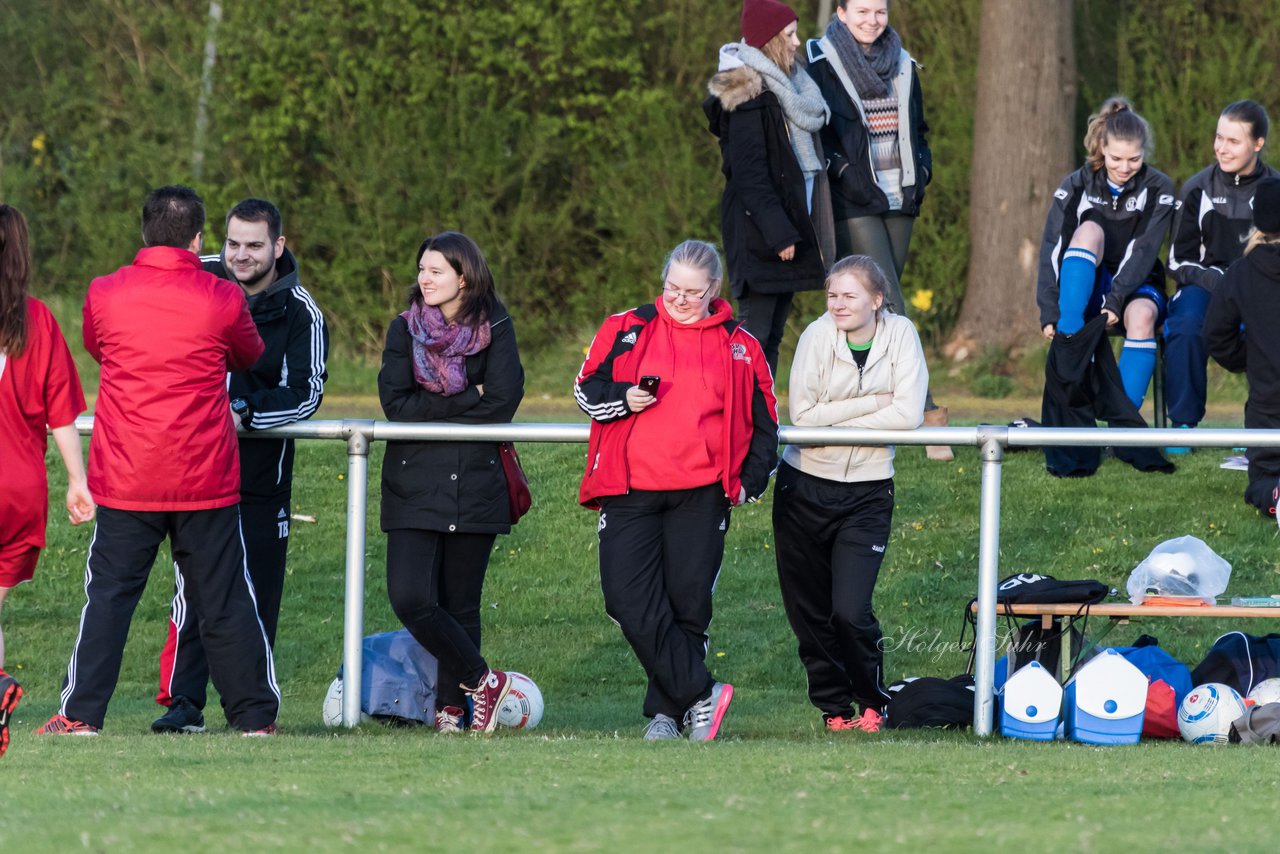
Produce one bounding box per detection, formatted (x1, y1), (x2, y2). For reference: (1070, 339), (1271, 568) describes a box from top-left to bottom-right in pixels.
(1037, 97), (1175, 414)
(378, 231), (524, 734)
(575, 240), (779, 742)
(1165, 101), (1276, 450)
(804, 0), (948, 459)
(1204, 177), (1280, 518)
(704, 0), (834, 376)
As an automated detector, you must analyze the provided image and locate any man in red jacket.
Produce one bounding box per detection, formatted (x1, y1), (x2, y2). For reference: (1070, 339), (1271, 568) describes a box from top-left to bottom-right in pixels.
(37, 185), (281, 736)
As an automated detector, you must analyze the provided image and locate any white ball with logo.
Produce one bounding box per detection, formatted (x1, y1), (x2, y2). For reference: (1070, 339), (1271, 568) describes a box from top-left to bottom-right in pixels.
(1178, 683), (1246, 745)
(496, 671), (544, 729)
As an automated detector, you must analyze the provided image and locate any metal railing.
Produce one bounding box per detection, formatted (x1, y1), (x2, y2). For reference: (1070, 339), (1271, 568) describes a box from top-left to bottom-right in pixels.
(71, 416), (1280, 734)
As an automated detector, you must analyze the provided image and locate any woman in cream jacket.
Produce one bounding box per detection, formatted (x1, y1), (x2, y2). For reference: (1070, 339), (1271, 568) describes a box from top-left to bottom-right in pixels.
(772, 254), (926, 733)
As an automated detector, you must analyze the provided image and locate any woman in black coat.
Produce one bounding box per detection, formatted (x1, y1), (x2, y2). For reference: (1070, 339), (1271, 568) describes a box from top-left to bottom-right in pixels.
(704, 0), (834, 376)
(805, 0), (949, 458)
(378, 231), (524, 734)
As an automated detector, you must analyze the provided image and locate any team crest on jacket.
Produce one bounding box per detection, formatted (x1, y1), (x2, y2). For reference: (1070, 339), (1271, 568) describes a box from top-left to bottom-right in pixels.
(730, 342), (750, 363)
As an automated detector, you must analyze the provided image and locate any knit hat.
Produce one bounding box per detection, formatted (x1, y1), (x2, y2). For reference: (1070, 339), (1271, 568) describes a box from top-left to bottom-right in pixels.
(1255, 177), (1280, 234)
(741, 0), (797, 49)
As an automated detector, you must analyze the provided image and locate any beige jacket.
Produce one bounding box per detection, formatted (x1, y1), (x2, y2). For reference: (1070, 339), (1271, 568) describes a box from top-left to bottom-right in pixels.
(783, 311), (928, 482)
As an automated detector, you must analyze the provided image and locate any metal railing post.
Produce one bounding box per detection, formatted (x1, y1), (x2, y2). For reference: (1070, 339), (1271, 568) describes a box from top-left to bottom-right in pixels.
(341, 420), (374, 727)
(972, 426), (1007, 736)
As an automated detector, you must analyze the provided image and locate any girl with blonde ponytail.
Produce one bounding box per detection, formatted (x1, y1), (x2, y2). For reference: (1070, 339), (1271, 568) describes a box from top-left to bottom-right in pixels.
(1036, 96), (1176, 422)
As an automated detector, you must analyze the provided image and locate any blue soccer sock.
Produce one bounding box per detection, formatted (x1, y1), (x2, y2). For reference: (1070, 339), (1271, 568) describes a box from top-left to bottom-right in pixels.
(1057, 248), (1098, 335)
(1119, 337), (1158, 410)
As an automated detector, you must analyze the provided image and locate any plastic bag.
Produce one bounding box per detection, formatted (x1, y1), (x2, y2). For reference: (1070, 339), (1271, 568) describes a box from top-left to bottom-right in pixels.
(1126, 536), (1231, 605)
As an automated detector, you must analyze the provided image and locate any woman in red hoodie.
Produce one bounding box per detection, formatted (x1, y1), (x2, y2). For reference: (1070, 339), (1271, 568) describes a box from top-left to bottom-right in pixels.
(575, 239), (779, 742)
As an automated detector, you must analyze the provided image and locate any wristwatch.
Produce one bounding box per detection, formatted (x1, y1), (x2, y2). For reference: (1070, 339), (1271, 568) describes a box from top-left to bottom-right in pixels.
(230, 397), (253, 427)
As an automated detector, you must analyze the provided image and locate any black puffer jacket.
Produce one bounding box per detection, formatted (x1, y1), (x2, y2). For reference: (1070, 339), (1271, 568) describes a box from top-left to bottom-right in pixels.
(378, 300), (524, 533)
(804, 39), (932, 220)
(704, 63), (831, 297)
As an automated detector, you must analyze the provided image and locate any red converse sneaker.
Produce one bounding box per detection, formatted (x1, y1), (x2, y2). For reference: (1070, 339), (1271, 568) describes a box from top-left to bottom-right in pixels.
(1, 670), (23, 758)
(35, 713), (100, 736)
(465, 670), (511, 734)
(435, 705), (466, 735)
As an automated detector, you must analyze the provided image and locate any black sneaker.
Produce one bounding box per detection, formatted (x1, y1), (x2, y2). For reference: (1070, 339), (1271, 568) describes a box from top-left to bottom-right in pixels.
(151, 696), (206, 734)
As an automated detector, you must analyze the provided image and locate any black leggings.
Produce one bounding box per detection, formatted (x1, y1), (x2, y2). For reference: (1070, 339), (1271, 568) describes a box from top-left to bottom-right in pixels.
(386, 529), (495, 708)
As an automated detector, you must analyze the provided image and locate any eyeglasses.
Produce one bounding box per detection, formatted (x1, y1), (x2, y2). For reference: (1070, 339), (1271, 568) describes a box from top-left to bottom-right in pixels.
(662, 284), (711, 303)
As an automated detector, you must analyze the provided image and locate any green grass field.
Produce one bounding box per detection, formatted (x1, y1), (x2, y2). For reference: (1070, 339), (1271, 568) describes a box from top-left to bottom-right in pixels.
(4, 418), (1279, 851)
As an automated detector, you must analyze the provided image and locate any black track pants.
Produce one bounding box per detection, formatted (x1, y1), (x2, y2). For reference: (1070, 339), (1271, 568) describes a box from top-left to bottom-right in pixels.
(158, 499), (290, 708)
(772, 463), (894, 717)
(386, 529), (494, 709)
(597, 485), (729, 719)
(59, 506), (280, 730)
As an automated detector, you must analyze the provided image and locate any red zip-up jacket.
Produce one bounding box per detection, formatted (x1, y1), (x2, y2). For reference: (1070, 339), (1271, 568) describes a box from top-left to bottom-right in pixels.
(83, 246), (264, 511)
(574, 297), (778, 509)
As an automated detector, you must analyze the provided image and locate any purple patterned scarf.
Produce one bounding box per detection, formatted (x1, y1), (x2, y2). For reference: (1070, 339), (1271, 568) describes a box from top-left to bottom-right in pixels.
(401, 301), (490, 395)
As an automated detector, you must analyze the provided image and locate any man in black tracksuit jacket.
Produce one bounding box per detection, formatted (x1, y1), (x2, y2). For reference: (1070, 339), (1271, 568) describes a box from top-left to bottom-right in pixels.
(153, 199), (329, 732)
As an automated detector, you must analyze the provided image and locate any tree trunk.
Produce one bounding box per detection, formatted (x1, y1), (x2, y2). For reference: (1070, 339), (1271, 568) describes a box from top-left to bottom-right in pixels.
(947, 0), (1075, 358)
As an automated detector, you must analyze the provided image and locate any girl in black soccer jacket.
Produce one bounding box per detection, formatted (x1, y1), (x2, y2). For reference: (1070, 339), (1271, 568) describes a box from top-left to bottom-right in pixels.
(1166, 100), (1276, 444)
(1037, 97), (1175, 414)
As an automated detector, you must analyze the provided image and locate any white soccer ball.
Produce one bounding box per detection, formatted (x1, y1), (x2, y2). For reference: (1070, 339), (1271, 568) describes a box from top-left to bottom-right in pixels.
(496, 671), (544, 729)
(1178, 682), (1246, 745)
(322, 677), (373, 727)
(1247, 677), (1280, 706)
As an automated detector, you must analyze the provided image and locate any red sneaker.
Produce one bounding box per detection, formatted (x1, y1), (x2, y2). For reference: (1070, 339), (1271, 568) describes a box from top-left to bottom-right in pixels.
(35, 713), (100, 736)
(824, 714), (858, 732)
(1, 670), (23, 758)
(466, 670), (511, 734)
(435, 705), (466, 734)
(241, 723), (279, 737)
(852, 707), (884, 733)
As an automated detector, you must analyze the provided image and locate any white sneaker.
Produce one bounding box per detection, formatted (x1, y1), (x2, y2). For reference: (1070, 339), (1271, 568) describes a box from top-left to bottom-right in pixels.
(643, 714), (680, 741)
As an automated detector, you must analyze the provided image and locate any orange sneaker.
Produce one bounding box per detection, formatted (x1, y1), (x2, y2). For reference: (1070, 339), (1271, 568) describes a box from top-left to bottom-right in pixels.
(824, 714), (858, 732)
(1, 670), (23, 757)
(35, 713), (100, 736)
(852, 707), (885, 733)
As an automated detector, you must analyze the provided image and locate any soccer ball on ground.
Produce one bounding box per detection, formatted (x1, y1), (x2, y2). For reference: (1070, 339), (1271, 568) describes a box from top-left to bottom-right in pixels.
(1178, 682), (1246, 745)
(1247, 677), (1280, 707)
(496, 671), (544, 729)
(322, 677), (373, 727)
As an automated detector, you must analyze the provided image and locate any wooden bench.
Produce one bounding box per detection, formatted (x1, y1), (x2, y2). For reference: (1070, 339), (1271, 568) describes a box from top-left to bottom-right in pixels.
(969, 601), (1280, 680)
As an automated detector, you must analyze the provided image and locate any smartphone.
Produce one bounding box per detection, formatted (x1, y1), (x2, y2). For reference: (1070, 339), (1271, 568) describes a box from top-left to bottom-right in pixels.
(638, 375), (661, 395)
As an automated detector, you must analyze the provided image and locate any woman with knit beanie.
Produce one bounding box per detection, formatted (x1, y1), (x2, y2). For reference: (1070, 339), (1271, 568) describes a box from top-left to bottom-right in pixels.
(1204, 177), (1280, 518)
(804, 1), (948, 460)
(704, 0), (835, 377)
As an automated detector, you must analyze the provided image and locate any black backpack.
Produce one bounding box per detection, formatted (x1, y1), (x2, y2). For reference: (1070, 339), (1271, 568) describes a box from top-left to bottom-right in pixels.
(1191, 632), (1280, 696)
(885, 675), (975, 729)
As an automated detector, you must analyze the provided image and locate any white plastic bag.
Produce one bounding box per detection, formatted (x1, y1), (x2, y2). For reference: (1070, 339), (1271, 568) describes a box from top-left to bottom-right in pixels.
(1126, 536), (1231, 605)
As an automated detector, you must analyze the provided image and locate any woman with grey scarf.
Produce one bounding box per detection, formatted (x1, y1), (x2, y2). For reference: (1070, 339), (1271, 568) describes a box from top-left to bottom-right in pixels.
(704, 0), (835, 376)
(805, 0), (951, 460)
